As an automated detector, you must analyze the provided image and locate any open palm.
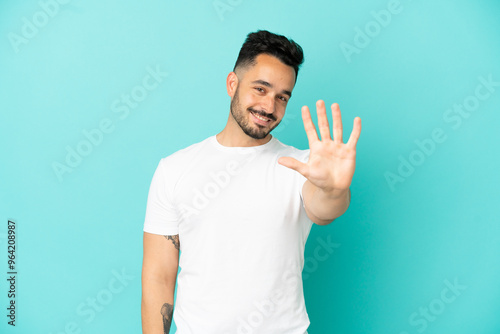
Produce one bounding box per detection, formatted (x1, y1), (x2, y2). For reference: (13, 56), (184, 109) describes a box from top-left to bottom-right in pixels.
(278, 100), (361, 193)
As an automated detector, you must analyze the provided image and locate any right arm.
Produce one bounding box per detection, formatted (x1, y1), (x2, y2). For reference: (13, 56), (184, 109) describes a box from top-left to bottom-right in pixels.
(141, 232), (180, 334)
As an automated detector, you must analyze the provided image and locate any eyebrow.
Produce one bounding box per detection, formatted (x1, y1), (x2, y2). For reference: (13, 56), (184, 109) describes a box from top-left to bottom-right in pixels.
(251, 80), (292, 98)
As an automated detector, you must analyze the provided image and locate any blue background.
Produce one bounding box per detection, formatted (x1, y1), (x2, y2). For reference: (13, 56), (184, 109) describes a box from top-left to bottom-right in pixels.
(1, 0), (500, 333)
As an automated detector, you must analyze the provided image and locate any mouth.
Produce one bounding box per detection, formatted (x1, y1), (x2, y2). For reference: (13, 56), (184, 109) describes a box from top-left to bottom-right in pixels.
(249, 109), (272, 126)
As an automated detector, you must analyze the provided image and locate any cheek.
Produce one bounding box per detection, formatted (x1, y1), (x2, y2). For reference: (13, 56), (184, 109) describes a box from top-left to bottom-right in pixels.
(276, 106), (287, 120)
(236, 93), (253, 108)
(245, 94), (261, 107)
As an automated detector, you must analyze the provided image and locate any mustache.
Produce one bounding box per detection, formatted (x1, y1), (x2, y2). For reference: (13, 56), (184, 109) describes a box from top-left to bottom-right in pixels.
(248, 107), (276, 121)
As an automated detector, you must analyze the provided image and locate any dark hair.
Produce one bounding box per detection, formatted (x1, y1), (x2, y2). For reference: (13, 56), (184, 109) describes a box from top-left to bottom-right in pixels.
(233, 30), (304, 82)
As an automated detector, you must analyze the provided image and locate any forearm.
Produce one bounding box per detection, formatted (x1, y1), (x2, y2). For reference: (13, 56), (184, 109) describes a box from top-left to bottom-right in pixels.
(303, 180), (350, 225)
(141, 277), (176, 334)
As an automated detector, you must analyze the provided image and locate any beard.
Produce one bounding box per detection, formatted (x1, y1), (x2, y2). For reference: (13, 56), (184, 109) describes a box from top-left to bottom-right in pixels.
(230, 85), (281, 140)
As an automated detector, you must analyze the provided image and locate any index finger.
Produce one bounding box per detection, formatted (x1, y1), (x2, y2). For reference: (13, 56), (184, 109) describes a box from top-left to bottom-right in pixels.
(301, 105), (319, 144)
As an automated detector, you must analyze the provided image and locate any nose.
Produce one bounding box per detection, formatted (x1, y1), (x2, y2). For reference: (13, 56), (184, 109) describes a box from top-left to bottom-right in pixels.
(261, 94), (275, 116)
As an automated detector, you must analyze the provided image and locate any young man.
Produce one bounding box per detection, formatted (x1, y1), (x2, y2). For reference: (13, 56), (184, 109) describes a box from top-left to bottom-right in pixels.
(141, 30), (361, 334)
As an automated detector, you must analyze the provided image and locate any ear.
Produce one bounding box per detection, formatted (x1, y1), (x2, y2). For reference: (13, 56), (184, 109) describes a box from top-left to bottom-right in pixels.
(226, 72), (239, 98)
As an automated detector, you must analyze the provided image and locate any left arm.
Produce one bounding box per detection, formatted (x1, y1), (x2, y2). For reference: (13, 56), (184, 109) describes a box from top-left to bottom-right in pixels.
(279, 100), (361, 225)
(302, 182), (350, 225)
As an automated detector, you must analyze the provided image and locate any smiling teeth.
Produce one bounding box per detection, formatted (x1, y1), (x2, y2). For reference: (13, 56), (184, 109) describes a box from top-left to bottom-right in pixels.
(253, 112), (269, 122)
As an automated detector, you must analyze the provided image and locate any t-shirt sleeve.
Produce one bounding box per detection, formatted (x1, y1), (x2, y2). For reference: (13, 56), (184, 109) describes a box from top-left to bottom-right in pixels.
(297, 149), (310, 209)
(143, 158), (180, 235)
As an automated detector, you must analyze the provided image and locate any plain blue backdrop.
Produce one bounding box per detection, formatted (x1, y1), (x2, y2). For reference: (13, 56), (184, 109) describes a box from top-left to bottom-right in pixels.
(1, 0), (500, 333)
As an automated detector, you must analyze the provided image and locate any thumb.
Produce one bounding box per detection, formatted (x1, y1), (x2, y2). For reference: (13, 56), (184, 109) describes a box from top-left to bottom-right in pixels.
(278, 156), (308, 176)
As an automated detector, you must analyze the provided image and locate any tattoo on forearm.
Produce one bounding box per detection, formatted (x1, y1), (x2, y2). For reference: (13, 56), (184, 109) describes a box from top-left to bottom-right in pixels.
(164, 235), (180, 250)
(160, 303), (174, 334)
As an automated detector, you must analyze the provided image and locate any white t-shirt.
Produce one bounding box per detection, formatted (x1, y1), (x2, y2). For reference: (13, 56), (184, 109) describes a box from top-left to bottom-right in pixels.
(144, 134), (313, 334)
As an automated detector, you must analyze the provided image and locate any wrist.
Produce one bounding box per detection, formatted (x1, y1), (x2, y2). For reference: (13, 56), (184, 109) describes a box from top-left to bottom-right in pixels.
(317, 186), (349, 200)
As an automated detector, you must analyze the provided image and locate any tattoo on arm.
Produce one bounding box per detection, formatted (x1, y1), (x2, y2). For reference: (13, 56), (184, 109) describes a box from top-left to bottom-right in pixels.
(160, 235), (177, 332)
(164, 234), (180, 251)
(160, 303), (174, 334)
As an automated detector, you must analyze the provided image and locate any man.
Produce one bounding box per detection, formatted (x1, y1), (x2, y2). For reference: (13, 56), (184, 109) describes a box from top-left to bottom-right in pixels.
(141, 30), (361, 333)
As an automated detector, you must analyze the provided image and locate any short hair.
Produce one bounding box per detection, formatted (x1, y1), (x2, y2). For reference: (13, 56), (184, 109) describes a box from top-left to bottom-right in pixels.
(233, 30), (304, 82)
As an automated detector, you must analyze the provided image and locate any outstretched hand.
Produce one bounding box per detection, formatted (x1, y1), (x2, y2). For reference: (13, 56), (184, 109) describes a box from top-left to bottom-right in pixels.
(278, 100), (361, 194)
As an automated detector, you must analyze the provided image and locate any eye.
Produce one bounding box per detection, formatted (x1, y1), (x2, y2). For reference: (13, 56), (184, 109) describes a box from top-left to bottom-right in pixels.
(278, 96), (288, 102)
(255, 87), (265, 93)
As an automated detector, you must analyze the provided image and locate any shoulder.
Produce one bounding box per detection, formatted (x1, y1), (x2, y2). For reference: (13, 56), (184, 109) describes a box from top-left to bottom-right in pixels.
(163, 136), (212, 161)
(159, 136), (212, 170)
(272, 137), (310, 162)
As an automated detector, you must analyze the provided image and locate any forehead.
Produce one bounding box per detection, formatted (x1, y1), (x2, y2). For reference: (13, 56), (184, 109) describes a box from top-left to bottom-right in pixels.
(240, 54), (296, 89)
